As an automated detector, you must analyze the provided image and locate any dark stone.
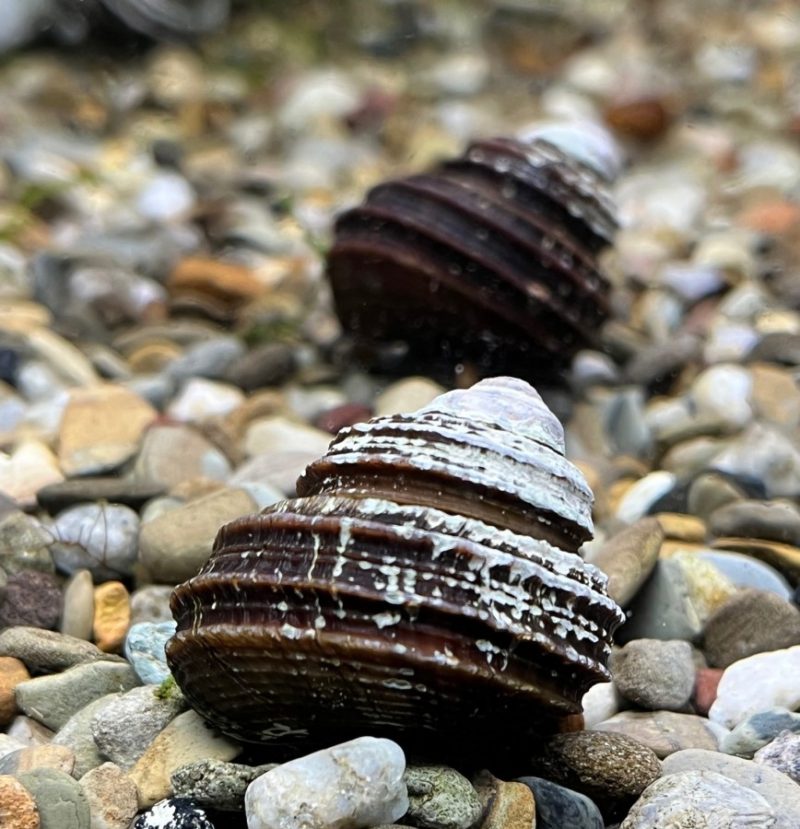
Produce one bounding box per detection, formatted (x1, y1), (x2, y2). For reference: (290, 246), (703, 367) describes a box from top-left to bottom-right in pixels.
(708, 499), (800, 547)
(224, 343), (297, 391)
(646, 481), (690, 515)
(0, 570), (62, 629)
(515, 776), (603, 829)
(132, 797), (216, 829)
(36, 478), (165, 514)
(625, 335), (701, 393)
(747, 332), (800, 366)
(529, 731), (661, 821)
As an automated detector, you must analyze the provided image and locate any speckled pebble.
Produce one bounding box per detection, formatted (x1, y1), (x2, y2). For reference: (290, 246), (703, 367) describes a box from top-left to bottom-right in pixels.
(171, 759), (277, 812)
(79, 762), (139, 829)
(132, 796), (216, 829)
(611, 639), (695, 711)
(403, 765), (482, 829)
(0, 570), (62, 630)
(125, 621), (177, 685)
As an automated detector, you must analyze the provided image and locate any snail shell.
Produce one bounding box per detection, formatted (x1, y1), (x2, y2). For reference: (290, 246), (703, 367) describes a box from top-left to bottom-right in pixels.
(327, 128), (618, 381)
(167, 378), (623, 762)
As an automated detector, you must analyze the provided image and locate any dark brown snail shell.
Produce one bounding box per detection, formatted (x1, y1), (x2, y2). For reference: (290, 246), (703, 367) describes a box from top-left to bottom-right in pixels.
(167, 377), (624, 764)
(327, 131), (617, 381)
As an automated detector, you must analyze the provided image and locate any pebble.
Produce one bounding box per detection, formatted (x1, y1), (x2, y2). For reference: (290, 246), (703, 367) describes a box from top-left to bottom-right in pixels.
(0, 774), (40, 829)
(57, 385), (156, 477)
(91, 685), (186, 770)
(130, 709), (241, 807)
(0, 656), (29, 725)
(374, 378), (446, 416)
(530, 731), (661, 821)
(722, 708), (800, 757)
(580, 682), (622, 729)
(702, 588), (800, 667)
(166, 337), (246, 384)
(686, 472), (745, 521)
(585, 517), (662, 607)
(133, 425), (231, 490)
(228, 449), (319, 497)
(137, 172), (195, 222)
(618, 559), (702, 642)
(695, 551), (793, 600)
(615, 471), (677, 524)
(125, 621), (177, 685)
(225, 343), (297, 390)
(0, 627), (115, 673)
(750, 363), (800, 428)
(0, 570), (62, 630)
(132, 796), (216, 829)
(515, 776), (603, 829)
(243, 415), (332, 459)
(93, 581), (131, 653)
(754, 730), (800, 783)
(403, 765), (482, 829)
(139, 487), (257, 583)
(620, 770), (775, 828)
(692, 667), (724, 716)
(7, 717), (55, 748)
(593, 711), (723, 758)
(661, 748), (800, 827)
(18, 767), (91, 829)
(37, 479), (165, 515)
(79, 762), (139, 829)
(60, 570), (94, 641)
(245, 737), (407, 829)
(48, 502), (140, 580)
(171, 758), (276, 812)
(166, 378), (245, 424)
(130, 586), (175, 625)
(472, 773), (534, 829)
(709, 646), (800, 729)
(51, 693), (119, 779)
(0, 744), (75, 775)
(611, 638), (695, 711)
(0, 512), (56, 575)
(15, 660), (139, 731)
(0, 441), (64, 509)
(709, 499), (800, 546)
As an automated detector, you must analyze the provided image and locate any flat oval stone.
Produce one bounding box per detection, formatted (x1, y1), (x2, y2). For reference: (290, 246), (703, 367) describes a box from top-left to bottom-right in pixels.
(18, 767), (90, 829)
(620, 770), (775, 828)
(593, 711), (722, 758)
(245, 737), (408, 829)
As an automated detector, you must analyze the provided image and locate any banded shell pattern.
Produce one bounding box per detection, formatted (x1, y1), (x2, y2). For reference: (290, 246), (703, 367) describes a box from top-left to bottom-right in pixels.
(167, 378), (624, 761)
(327, 130), (618, 380)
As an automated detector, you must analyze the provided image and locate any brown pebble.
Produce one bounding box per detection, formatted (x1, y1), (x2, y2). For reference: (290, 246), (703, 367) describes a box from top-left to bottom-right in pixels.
(473, 771), (536, 829)
(0, 774), (39, 829)
(655, 513), (707, 543)
(531, 731), (661, 821)
(0, 571), (62, 630)
(0, 745), (75, 776)
(0, 656), (29, 725)
(79, 762), (139, 829)
(604, 96), (671, 141)
(93, 582), (131, 653)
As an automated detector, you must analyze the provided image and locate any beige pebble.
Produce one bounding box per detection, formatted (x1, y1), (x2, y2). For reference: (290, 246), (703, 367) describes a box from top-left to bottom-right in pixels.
(93, 582), (131, 653)
(0, 774), (39, 829)
(0, 657), (29, 726)
(0, 745), (75, 776)
(655, 513), (707, 542)
(129, 709), (240, 807)
(58, 384), (156, 477)
(79, 762), (138, 829)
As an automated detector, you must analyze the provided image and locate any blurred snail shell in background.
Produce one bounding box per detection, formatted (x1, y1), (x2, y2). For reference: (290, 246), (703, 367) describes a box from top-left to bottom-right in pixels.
(326, 121), (620, 382)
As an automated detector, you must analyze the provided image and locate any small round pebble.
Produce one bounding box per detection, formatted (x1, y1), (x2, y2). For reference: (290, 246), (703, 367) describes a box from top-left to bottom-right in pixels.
(702, 588), (800, 667)
(611, 639), (695, 711)
(753, 729), (800, 782)
(531, 731), (661, 820)
(516, 776), (603, 829)
(125, 621), (178, 685)
(0, 571), (62, 630)
(403, 765), (482, 829)
(48, 502), (140, 580)
(132, 797), (215, 829)
(722, 708), (800, 757)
